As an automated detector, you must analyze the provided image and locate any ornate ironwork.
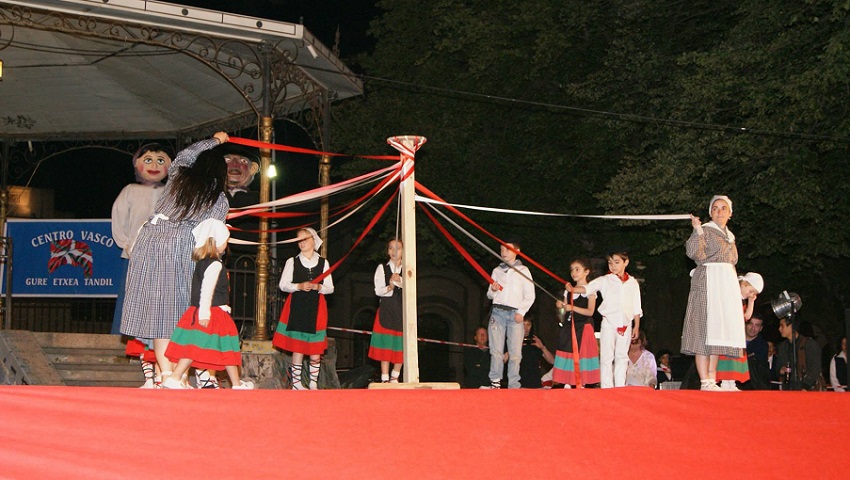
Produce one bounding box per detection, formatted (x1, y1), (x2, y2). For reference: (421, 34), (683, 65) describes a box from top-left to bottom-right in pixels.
(0, 3), (321, 133)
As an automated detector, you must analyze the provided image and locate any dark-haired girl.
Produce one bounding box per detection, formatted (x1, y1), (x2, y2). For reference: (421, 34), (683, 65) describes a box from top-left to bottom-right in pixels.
(120, 132), (230, 382)
(553, 258), (600, 387)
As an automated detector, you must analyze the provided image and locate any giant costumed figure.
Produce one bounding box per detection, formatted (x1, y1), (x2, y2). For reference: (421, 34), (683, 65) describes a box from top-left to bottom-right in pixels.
(111, 143), (172, 387)
(222, 146), (262, 333)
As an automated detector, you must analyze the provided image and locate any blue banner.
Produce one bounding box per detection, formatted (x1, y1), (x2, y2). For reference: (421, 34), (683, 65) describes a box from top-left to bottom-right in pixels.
(2, 219), (122, 297)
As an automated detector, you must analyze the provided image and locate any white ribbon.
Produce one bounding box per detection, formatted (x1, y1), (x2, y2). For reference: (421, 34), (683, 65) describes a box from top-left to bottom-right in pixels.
(414, 196), (691, 220)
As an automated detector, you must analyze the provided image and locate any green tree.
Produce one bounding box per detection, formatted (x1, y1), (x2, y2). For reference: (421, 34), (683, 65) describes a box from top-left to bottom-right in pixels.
(332, 0), (850, 346)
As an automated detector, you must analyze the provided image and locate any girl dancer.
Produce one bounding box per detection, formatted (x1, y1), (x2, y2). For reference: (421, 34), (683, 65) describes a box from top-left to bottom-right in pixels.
(273, 228), (335, 389)
(162, 219), (253, 389)
(120, 132), (230, 382)
(368, 239), (404, 383)
(552, 258), (600, 387)
(715, 272), (763, 391)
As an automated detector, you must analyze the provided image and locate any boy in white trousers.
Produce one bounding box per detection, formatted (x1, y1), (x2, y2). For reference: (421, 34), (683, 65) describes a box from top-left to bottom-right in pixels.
(567, 250), (642, 388)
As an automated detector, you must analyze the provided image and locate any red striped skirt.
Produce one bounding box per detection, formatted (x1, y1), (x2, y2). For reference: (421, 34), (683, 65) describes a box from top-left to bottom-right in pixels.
(552, 323), (601, 386)
(273, 295), (328, 355)
(716, 349), (749, 382)
(165, 306), (241, 370)
(368, 310), (403, 364)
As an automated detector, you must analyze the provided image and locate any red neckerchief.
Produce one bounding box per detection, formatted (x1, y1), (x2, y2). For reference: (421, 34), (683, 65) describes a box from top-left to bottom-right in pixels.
(609, 271), (630, 283)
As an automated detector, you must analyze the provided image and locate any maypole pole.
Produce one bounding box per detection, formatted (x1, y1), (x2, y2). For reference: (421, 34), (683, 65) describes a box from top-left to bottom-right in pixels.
(387, 135), (426, 383)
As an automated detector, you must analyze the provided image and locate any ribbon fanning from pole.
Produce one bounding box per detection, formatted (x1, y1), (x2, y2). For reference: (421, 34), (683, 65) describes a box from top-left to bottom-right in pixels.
(419, 203), (494, 285)
(415, 181), (571, 287)
(311, 190), (399, 284)
(415, 196), (692, 221)
(228, 137), (400, 161)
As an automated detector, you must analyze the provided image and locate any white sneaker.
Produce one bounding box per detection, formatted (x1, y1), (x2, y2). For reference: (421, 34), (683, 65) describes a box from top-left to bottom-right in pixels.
(161, 377), (188, 389)
(139, 378), (156, 389)
(700, 380), (722, 392)
(719, 380), (741, 391)
(232, 380), (255, 390)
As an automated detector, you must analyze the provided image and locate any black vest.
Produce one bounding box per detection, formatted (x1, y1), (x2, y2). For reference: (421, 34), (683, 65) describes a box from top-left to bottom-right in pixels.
(378, 263), (403, 332)
(556, 292), (592, 352)
(190, 258), (228, 307)
(287, 255), (326, 334)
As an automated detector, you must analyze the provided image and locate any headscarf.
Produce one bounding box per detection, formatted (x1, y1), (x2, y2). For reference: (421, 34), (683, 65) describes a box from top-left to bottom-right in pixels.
(708, 195), (733, 214)
(301, 227), (323, 251)
(192, 219), (230, 249)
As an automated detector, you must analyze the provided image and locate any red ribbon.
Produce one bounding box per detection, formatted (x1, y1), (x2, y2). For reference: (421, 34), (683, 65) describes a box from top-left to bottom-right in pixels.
(228, 137), (400, 161)
(568, 291), (582, 388)
(419, 203), (494, 285)
(312, 190), (398, 284)
(414, 181), (570, 286)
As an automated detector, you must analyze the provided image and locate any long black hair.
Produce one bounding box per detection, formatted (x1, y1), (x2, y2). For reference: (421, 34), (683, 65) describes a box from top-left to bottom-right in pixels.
(169, 145), (227, 220)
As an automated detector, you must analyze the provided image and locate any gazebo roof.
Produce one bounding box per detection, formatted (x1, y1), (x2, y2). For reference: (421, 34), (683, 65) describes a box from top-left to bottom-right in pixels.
(0, 0), (363, 141)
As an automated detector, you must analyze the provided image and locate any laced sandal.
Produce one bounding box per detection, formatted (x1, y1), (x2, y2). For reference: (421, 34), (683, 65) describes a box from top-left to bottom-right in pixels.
(290, 363), (305, 390)
(308, 360), (321, 390)
(196, 369), (220, 389)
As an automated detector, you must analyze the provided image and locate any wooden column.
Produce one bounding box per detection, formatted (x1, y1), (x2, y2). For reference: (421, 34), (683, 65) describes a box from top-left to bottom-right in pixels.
(386, 136), (426, 383)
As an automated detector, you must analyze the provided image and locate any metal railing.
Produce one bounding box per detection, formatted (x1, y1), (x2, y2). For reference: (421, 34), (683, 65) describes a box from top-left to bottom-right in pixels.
(0, 253), (282, 339)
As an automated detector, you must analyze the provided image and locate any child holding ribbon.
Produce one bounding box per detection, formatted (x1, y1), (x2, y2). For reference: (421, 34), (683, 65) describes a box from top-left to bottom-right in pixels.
(566, 249), (642, 388)
(273, 228), (335, 390)
(162, 219), (253, 390)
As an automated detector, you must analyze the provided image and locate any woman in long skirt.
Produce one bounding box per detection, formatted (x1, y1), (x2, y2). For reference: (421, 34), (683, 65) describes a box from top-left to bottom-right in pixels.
(681, 195), (746, 391)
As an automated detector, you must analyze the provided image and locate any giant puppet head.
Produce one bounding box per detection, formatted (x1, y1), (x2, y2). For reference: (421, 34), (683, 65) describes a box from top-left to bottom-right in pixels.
(223, 146), (260, 194)
(133, 143), (172, 185)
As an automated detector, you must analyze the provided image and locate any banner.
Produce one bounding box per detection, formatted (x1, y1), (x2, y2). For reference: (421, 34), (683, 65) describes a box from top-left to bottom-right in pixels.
(1, 219), (122, 297)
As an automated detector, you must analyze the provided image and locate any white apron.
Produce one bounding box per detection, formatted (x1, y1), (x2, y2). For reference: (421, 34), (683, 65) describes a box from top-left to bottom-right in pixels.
(704, 262), (746, 348)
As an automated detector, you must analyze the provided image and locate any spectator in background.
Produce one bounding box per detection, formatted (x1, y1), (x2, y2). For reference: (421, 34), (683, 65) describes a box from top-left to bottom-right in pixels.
(517, 316), (554, 388)
(625, 330), (657, 388)
(656, 349), (673, 388)
(741, 314), (770, 390)
(777, 316), (822, 391)
(463, 327), (491, 389)
(767, 341), (781, 390)
(829, 336), (847, 392)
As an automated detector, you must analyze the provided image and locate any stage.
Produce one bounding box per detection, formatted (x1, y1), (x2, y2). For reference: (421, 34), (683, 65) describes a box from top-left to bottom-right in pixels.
(0, 386), (847, 479)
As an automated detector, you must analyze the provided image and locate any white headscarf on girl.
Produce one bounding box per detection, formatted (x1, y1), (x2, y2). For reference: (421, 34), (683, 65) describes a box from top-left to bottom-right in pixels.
(302, 227), (323, 251)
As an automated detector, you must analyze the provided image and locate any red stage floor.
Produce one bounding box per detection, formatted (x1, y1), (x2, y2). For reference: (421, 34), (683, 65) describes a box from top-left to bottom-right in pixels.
(0, 386), (847, 479)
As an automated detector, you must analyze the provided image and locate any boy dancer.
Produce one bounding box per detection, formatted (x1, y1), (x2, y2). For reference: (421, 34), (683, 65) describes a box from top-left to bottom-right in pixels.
(486, 238), (535, 389)
(567, 250), (642, 388)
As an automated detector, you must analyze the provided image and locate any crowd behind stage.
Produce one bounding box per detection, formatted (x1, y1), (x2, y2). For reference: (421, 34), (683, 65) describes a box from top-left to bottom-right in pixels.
(462, 313), (849, 392)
